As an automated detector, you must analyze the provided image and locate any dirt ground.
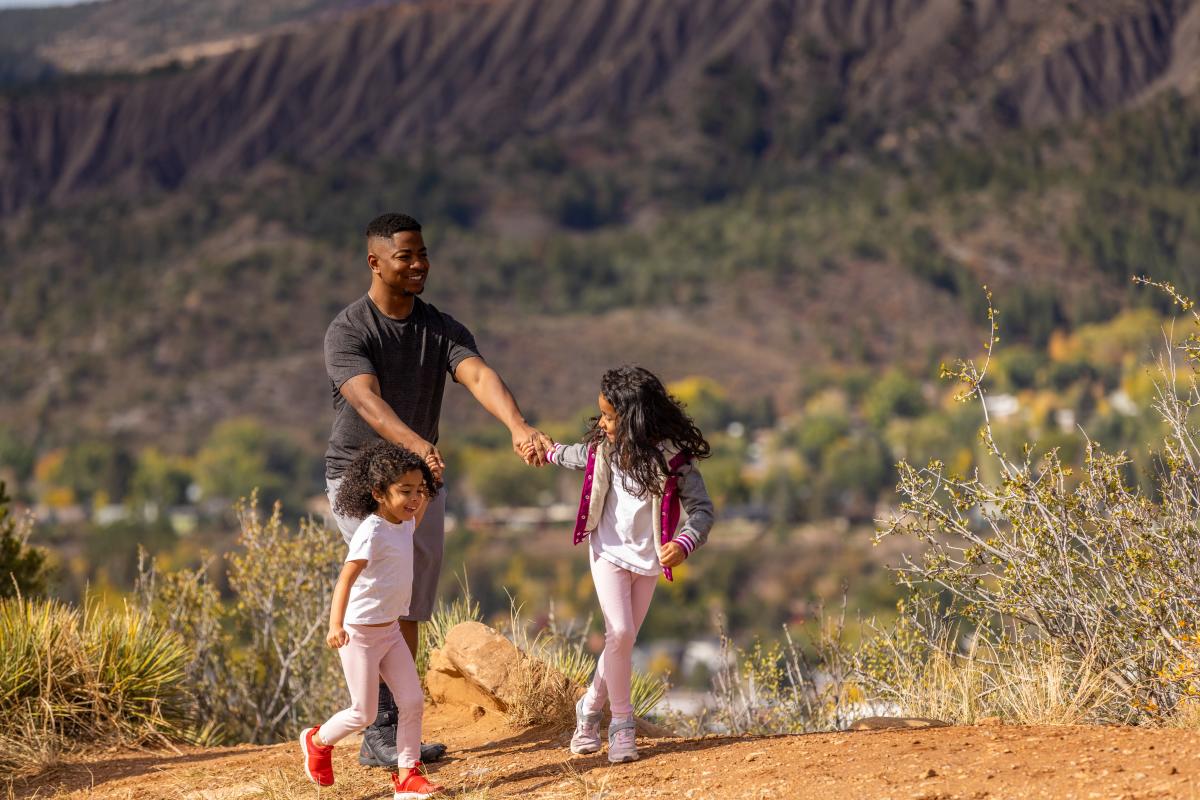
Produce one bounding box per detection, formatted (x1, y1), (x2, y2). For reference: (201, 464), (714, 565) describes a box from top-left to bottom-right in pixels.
(11, 703), (1200, 800)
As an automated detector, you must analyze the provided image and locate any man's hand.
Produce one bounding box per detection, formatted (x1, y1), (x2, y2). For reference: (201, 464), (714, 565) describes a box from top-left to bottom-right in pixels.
(512, 426), (553, 466)
(660, 541), (686, 569)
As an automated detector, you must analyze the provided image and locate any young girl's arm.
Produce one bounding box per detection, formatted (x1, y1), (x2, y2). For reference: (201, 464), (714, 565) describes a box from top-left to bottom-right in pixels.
(328, 560), (367, 647)
(540, 441), (591, 471)
(671, 460), (716, 557)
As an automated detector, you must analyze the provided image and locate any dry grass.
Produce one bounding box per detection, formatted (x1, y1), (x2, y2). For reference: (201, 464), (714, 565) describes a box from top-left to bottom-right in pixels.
(877, 635), (1123, 726)
(992, 645), (1121, 725)
(556, 758), (610, 800)
(0, 597), (192, 775)
(503, 604), (582, 729)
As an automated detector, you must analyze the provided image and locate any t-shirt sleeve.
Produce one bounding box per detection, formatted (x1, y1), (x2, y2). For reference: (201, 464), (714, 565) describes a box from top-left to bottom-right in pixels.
(325, 318), (376, 391)
(345, 518), (376, 562)
(443, 314), (482, 382)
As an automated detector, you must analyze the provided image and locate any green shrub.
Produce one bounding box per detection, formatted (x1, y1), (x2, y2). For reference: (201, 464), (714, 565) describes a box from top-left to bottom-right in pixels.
(877, 284), (1200, 722)
(137, 492), (343, 744)
(0, 596), (192, 771)
(0, 481), (47, 598)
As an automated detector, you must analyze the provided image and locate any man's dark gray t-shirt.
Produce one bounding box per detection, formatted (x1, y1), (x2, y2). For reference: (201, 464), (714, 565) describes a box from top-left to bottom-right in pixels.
(324, 295), (480, 479)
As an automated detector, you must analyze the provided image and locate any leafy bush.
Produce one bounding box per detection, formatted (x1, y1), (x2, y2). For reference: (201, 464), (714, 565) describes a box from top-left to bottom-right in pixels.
(0, 481), (47, 598)
(137, 492), (343, 744)
(194, 418), (313, 511)
(876, 283), (1200, 722)
(696, 56), (771, 158)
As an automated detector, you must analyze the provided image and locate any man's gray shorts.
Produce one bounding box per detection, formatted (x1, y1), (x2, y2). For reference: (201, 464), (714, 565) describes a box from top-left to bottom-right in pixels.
(325, 476), (446, 622)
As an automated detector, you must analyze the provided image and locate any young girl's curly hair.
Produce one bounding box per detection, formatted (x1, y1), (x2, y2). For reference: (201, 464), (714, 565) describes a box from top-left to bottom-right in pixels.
(586, 365), (711, 499)
(334, 440), (441, 519)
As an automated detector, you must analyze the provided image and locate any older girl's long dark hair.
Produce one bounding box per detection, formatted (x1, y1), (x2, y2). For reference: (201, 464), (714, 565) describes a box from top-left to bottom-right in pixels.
(586, 365), (711, 498)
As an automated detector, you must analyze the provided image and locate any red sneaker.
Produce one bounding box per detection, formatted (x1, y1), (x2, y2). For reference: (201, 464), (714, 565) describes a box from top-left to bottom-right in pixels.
(391, 764), (443, 798)
(299, 726), (334, 787)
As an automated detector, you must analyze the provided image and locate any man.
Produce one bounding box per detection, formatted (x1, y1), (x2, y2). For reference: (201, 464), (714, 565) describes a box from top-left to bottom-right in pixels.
(324, 212), (551, 767)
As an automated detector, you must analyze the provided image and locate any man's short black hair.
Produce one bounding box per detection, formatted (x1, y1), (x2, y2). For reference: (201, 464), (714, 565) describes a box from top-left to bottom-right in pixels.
(365, 213), (422, 239)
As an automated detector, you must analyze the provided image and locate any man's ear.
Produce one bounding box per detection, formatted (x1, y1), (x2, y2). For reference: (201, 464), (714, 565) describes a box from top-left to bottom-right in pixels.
(367, 252), (381, 274)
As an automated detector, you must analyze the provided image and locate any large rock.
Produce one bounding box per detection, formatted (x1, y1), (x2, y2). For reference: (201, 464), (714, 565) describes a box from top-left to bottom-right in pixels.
(440, 621), (527, 710)
(425, 647), (504, 713)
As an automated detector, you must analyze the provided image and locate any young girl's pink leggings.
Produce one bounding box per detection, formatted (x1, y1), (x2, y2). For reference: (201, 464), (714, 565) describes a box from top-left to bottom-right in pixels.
(319, 623), (423, 767)
(581, 548), (659, 719)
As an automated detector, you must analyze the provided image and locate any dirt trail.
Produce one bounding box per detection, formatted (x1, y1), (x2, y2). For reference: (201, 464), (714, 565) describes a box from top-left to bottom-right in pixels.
(13, 704), (1200, 799)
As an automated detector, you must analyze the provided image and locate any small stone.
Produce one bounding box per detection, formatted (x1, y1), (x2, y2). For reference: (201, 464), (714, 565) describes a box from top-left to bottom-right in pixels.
(1170, 766), (1179, 775)
(921, 768), (938, 779)
(849, 716), (950, 731)
(745, 751), (766, 763)
(471, 704), (486, 720)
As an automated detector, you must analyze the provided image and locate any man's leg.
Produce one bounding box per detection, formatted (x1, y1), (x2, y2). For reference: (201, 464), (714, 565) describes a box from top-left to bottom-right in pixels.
(399, 619), (419, 659)
(360, 490), (447, 767)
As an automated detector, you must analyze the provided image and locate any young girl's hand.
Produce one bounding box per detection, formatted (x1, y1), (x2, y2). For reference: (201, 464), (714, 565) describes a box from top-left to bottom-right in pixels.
(327, 625), (349, 648)
(424, 452), (443, 477)
(660, 541), (686, 568)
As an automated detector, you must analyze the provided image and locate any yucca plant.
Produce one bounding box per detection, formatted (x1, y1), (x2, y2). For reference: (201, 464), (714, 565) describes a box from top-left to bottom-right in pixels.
(0, 596), (192, 771)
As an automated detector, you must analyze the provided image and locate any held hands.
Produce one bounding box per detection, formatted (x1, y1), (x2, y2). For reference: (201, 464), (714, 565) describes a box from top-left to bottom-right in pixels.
(518, 439), (540, 463)
(327, 625), (349, 648)
(412, 439), (445, 481)
(513, 426), (553, 467)
(424, 452), (443, 480)
(660, 541), (686, 569)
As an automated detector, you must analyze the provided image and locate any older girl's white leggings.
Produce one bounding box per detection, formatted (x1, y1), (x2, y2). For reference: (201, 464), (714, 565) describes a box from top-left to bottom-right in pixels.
(581, 547), (659, 718)
(319, 622), (423, 768)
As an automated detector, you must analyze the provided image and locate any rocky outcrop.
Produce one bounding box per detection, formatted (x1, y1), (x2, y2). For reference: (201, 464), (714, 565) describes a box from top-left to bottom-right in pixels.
(2, 0), (1198, 215)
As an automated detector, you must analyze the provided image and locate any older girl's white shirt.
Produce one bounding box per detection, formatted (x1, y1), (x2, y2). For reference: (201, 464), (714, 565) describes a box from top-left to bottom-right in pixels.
(344, 513), (414, 624)
(592, 468), (660, 576)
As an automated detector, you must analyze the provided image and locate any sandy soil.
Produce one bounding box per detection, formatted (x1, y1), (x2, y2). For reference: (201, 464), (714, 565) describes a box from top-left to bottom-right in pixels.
(11, 704), (1200, 800)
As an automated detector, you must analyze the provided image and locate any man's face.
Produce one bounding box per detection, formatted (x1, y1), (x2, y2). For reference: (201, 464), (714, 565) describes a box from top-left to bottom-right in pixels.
(368, 231), (429, 296)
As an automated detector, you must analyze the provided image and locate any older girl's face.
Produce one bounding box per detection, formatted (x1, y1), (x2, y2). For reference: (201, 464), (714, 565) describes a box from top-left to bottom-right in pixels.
(598, 394), (619, 442)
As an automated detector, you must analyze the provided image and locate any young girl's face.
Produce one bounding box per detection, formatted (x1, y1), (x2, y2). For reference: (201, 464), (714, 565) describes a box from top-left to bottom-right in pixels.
(598, 394), (619, 442)
(371, 469), (428, 524)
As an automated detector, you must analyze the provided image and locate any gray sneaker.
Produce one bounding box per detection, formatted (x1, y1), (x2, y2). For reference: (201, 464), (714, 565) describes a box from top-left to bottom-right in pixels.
(569, 698), (602, 755)
(607, 716), (638, 763)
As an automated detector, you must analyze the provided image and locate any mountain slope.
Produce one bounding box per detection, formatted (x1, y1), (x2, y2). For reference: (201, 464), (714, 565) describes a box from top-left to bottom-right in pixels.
(2, 0), (1198, 215)
(0, 0), (410, 80)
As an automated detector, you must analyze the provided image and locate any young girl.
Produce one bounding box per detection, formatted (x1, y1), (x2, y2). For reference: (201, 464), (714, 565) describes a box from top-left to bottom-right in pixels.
(301, 441), (446, 799)
(537, 365), (715, 763)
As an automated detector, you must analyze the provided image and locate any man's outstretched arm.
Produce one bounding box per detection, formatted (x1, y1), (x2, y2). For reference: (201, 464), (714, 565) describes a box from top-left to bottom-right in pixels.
(454, 356), (552, 465)
(340, 373), (446, 477)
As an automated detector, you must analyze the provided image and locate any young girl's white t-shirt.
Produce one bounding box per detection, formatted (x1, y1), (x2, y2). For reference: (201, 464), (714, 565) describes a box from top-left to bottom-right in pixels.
(344, 513), (414, 624)
(592, 468), (659, 576)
